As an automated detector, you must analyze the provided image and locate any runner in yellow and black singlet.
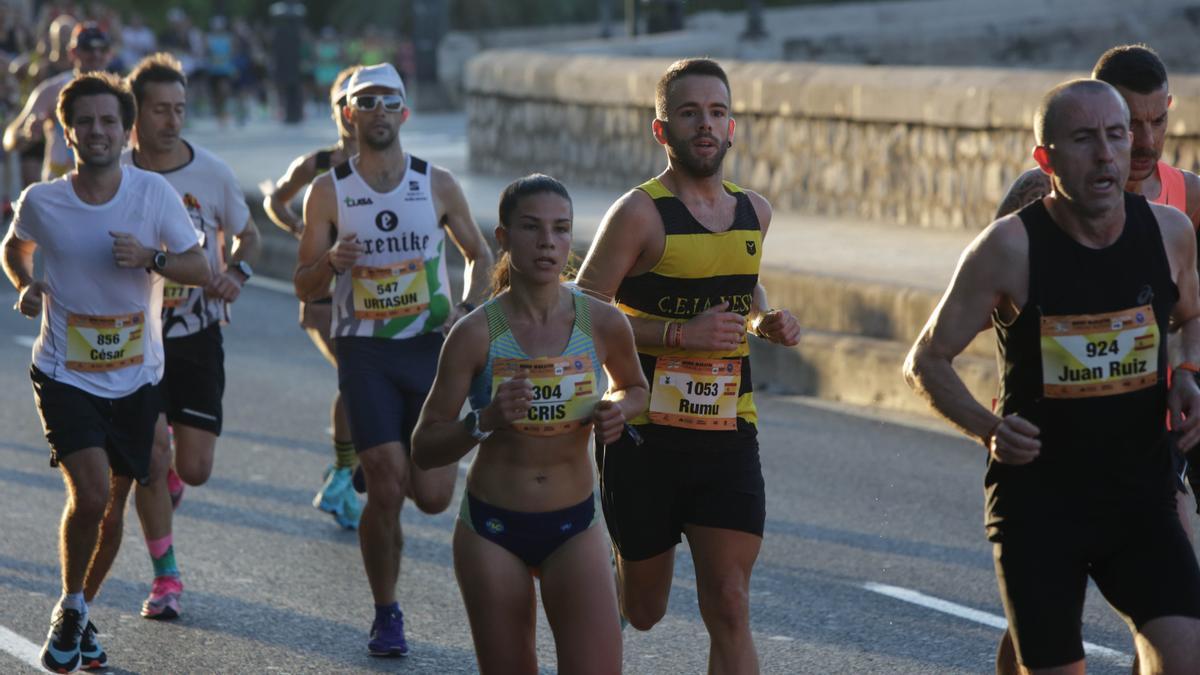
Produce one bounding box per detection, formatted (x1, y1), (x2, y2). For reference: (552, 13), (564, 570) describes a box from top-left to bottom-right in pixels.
(576, 58), (800, 674)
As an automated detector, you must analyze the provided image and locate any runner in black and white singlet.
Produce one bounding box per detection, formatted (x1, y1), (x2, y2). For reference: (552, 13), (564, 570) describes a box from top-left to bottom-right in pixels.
(2, 72), (209, 673)
(294, 63), (493, 658)
(262, 65), (362, 529)
(905, 79), (1200, 673)
(412, 175), (647, 673)
(110, 52), (261, 622)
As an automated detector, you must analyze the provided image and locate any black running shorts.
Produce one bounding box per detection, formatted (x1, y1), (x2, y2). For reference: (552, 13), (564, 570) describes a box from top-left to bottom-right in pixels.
(994, 504), (1200, 669)
(334, 332), (443, 453)
(162, 324), (225, 435)
(31, 364), (163, 484)
(596, 425), (766, 561)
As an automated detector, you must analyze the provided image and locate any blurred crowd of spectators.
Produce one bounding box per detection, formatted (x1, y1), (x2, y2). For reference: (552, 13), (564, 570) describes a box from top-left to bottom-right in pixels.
(0, 1), (416, 128)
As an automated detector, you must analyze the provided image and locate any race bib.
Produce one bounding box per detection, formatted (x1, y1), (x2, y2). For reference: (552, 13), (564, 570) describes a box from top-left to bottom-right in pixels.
(351, 258), (429, 320)
(1040, 304), (1159, 399)
(649, 357), (741, 430)
(492, 356), (599, 436)
(66, 311), (145, 372)
(162, 280), (191, 309)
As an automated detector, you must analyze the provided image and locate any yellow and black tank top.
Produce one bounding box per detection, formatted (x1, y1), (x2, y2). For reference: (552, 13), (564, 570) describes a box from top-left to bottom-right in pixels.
(614, 178), (762, 437)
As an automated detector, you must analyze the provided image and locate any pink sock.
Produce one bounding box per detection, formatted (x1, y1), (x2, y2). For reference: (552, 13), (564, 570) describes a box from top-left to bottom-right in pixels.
(146, 534), (173, 559)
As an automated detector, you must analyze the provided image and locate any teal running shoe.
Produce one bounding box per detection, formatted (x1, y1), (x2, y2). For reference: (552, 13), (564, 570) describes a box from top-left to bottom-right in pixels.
(337, 488), (362, 529)
(313, 465), (354, 522)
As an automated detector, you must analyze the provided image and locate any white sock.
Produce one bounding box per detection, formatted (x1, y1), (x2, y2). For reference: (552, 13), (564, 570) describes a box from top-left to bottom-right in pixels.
(59, 592), (87, 620)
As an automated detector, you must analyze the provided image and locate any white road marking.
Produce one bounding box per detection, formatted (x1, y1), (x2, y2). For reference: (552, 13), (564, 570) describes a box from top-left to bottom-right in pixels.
(246, 276), (295, 295)
(862, 582), (1132, 666)
(0, 624), (42, 671)
(768, 635), (795, 642)
(12, 335), (34, 348)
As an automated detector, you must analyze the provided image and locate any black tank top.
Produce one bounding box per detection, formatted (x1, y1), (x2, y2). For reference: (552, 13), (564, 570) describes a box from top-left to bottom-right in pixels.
(987, 193), (1177, 533)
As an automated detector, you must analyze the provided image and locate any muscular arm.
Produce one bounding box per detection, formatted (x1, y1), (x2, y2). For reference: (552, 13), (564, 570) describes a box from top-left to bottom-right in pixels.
(994, 168), (1051, 220)
(293, 175), (339, 302)
(160, 245), (210, 285)
(1182, 170), (1200, 233)
(576, 191), (666, 346)
(229, 218), (261, 267)
(3, 82), (50, 153)
(1156, 202), (1200, 450)
(903, 217), (1027, 444)
(411, 313), (491, 470)
(262, 154), (317, 237)
(593, 300), (649, 421)
(432, 166), (493, 308)
(2, 225), (35, 290)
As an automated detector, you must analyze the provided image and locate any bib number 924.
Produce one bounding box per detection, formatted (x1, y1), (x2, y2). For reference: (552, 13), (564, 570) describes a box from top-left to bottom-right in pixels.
(1086, 339), (1119, 358)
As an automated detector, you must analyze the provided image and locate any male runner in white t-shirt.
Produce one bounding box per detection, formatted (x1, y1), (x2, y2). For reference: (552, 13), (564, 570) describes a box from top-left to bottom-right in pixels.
(1, 72), (208, 673)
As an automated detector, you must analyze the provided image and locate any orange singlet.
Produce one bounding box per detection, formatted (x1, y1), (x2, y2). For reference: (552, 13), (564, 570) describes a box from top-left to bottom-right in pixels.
(1152, 161), (1190, 223)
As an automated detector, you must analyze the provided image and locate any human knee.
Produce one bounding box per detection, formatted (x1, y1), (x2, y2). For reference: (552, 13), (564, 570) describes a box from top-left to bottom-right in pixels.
(699, 576), (751, 631)
(622, 595), (668, 632)
(412, 484), (454, 515)
(362, 467), (407, 511)
(175, 453), (213, 486)
(69, 483), (110, 521)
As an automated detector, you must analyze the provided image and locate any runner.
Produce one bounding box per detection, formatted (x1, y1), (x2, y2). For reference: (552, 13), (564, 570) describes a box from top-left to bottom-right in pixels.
(905, 79), (1200, 673)
(7, 14), (75, 188)
(992, 43), (1200, 675)
(293, 62), (494, 656)
(1, 72), (207, 673)
(412, 174), (647, 674)
(99, 52), (258, 621)
(263, 64), (361, 529)
(3, 21), (110, 184)
(575, 58), (801, 674)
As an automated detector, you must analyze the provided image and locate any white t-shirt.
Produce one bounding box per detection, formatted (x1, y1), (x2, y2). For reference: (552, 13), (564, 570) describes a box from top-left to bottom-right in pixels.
(12, 166), (200, 398)
(122, 142), (250, 337)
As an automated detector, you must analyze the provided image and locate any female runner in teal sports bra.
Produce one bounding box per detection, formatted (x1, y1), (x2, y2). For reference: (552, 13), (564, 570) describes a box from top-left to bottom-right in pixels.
(413, 174), (647, 674)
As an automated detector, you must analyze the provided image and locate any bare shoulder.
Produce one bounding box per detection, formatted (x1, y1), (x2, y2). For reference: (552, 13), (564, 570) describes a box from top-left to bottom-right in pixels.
(743, 188), (773, 229)
(585, 293), (628, 331)
(996, 167), (1051, 219)
(284, 151), (319, 181)
(602, 188), (658, 233)
(429, 163), (464, 194)
(447, 303), (490, 342)
(307, 170), (335, 200)
(960, 214), (1029, 288)
(1149, 201), (1194, 244)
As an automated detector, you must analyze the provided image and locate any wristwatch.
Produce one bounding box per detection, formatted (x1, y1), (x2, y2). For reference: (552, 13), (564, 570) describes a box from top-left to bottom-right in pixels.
(151, 251), (168, 272)
(462, 410), (492, 442)
(233, 260), (253, 280)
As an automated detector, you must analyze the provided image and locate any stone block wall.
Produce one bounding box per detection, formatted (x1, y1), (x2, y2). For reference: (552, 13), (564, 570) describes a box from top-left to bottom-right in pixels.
(466, 51), (1200, 230)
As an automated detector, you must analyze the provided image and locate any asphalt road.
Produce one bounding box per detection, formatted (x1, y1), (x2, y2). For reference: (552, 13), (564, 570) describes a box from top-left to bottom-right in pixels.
(0, 280), (1193, 674)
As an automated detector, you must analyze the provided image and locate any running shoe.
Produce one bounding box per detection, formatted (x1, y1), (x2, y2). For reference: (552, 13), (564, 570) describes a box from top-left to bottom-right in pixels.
(40, 606), (83, 673)
(79, 620), (107, 670)
(367, 607), (409, 657)
(140, 575), (183, 620)
(166, 466), (185, 510)
(337, 488), (362, 530)
(313, 464), (352, 516)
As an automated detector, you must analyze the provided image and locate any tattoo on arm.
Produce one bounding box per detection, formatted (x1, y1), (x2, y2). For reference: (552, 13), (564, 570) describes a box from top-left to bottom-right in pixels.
(995, 171), (1050, 220)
